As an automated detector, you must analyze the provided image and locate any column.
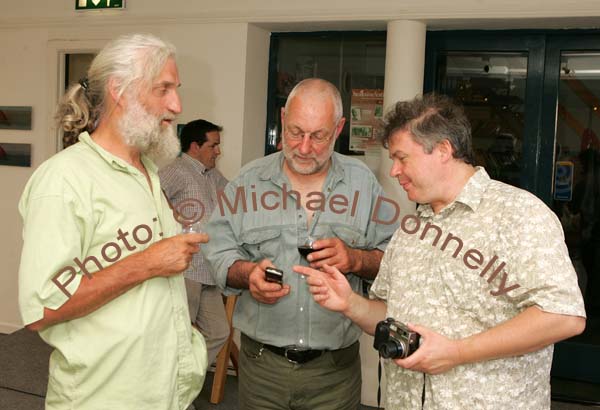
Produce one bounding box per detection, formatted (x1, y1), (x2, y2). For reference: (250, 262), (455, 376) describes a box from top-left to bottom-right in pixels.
(378, 19), (427, 211)
(360, 19), (427, 407)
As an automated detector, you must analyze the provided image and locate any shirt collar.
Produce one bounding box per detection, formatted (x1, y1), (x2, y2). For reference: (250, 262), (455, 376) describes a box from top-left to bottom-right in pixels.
(258, 152), (345, 186)
(417, 166), (491, 217)
(258, 152), (285, 182)
(181, 153), (209, 175)
(78, 132), (157, 174)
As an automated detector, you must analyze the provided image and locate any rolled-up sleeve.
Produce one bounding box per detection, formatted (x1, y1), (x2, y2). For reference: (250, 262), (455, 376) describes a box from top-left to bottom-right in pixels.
(201, 180), (249, 295)
(18, 174), (87, 325)
(365, 180), (400, 252)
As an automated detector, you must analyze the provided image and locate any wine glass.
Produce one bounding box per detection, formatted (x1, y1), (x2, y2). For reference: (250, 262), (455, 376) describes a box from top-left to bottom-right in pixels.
(297, 235), (316, 262)
(174, 198), (205, 234)
(181, 220), (203, 234)
(179, 221), (203, 270)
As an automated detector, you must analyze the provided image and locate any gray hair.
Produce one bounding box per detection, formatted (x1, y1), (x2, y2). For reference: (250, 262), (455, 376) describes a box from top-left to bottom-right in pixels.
(55, 33), (176, 135)
(284, 78), (343, 124)
(381, 93), (475, 165)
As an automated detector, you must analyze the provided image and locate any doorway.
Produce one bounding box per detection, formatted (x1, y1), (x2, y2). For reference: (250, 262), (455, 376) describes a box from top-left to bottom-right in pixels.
(46, 39), (105, 156)
(62, 53), (95, 150)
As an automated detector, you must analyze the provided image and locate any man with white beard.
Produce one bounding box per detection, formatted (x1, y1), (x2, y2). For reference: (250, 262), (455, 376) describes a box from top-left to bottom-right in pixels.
(17, 34), (208, 410)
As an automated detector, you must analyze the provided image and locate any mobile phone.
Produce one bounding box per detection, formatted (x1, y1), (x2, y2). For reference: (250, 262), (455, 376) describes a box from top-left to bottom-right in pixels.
(264, 267), (284, 285)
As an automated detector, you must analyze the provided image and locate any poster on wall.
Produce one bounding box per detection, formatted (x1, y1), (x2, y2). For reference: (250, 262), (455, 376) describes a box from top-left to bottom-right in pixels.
(0, 106), (32, 130)
(0, 143), (31, 167)
(349, 89), (384, 153)
(554, 161), (574, 201)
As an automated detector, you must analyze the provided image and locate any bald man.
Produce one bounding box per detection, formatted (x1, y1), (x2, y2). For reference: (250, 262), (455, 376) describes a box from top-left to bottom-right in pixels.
(203, 78), (398, 410)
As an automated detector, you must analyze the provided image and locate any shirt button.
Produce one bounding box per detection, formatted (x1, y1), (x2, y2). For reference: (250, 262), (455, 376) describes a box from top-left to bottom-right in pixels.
(299, 338), (304, 345)
(301, 275), (305, 279)
(300, 307), (304, 312)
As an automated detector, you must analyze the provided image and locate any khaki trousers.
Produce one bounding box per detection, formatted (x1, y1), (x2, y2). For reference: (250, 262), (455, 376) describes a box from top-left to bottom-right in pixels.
(184, 279), (230, 366)
(239, 333), (362, 410)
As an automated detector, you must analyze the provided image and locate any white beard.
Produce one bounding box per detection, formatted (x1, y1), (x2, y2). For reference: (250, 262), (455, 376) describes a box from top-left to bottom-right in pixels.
(282, 137), (335, 175)
(118, 98), (181, 168)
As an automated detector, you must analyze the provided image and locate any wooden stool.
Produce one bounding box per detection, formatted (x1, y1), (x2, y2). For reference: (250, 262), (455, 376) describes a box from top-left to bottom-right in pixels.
(210, 295), (239, 404)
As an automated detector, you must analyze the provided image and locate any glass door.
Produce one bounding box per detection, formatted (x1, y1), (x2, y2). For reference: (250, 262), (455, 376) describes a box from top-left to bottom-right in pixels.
(435, 52), (528, 188)
(425, 32), (546, 196)
(542, 36), (600, 404)
(266, 32), (386, 156)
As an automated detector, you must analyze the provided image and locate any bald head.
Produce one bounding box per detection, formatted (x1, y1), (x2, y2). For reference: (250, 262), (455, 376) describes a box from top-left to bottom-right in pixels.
(284, 78), (343, 124)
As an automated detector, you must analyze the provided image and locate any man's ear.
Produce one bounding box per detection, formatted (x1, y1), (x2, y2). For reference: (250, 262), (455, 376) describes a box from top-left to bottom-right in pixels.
(107, 77), (124, 108)
(187, 141), (197, 154)
(334, 117), (346, 141)
(436, 139), (454, 162)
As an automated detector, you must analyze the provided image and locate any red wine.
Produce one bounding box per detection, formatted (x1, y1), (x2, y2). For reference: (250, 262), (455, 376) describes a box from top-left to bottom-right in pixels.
(298, 246), (315, 258)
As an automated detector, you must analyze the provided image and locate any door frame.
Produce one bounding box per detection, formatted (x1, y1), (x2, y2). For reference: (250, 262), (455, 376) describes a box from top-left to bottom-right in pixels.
(46, 39), (106, 155)
(424, 30), (546, 198)
(541, 33), (600, 203)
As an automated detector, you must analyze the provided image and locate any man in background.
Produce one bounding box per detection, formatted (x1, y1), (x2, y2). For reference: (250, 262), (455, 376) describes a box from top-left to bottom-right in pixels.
(160, 119), (230, 367)
(18, 33), (207, 410)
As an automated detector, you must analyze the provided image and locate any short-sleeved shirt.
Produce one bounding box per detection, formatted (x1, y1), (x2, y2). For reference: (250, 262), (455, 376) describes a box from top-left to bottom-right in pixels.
(370, 167), (586, 410)
(202, 151), (398, 349)
(159, 153), (228, 285)
(18, 132), (207, 410)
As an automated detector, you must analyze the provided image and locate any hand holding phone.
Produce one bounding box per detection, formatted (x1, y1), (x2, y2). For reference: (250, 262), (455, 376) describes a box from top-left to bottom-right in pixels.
(265, 267), (284, 285)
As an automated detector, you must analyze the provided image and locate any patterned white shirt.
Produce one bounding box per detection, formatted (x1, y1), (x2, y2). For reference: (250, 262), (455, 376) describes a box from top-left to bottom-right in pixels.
(371, 167), (586, 410)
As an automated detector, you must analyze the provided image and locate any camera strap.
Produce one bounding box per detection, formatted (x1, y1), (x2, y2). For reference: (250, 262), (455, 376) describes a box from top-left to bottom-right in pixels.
(377, 354), (383, 409)
(421, 373), (426, 409)
(376, 356), (426, 410)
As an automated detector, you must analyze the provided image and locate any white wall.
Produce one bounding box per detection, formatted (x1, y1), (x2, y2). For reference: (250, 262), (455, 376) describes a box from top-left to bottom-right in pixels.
(0, 28), (52, 333)
(3, 0), (600, 27)
(241, 24), (271, 168)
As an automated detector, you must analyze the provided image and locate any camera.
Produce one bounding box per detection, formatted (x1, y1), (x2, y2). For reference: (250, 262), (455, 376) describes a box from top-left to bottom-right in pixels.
(373, 318), (420, 359)
(264, 267), (284, 285)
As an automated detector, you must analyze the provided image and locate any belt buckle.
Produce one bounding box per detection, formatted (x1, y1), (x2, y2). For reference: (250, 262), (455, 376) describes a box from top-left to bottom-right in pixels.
(284, 348), (302, 364)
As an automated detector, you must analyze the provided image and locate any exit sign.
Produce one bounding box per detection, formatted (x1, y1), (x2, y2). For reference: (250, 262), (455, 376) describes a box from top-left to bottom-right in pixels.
(76, 0), (125, 10)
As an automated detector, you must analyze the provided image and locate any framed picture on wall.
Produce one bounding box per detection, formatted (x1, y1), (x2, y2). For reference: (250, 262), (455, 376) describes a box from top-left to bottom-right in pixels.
(0, 143), (31, 167)
(0, 106), (32, 130)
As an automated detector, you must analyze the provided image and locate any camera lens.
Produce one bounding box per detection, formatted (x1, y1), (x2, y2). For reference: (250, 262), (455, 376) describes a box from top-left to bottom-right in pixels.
(379, 341), (405, 359)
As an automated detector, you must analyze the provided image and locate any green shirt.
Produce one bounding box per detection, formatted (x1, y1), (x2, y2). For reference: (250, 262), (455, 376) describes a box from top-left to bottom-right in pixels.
(203, 151), (398, 349)
(18, 132), (206, 410)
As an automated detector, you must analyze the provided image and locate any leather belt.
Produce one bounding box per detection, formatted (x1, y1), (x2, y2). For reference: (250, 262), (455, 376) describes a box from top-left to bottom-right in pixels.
(262, 343), (324, 364)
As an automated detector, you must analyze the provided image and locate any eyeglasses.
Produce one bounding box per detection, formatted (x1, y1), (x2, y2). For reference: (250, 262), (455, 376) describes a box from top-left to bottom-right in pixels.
(284, 127), (335, 145)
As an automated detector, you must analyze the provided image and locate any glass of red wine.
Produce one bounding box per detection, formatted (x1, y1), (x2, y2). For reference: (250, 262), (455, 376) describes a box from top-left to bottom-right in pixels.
(298, 236), (317, 262)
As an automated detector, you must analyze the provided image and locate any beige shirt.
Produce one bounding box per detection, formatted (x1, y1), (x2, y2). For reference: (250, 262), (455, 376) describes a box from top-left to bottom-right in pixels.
(371, 167), (585, 410)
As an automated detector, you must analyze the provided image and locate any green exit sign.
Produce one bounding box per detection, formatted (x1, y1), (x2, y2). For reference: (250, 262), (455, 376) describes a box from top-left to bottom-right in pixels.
(76, 0), (125, 10)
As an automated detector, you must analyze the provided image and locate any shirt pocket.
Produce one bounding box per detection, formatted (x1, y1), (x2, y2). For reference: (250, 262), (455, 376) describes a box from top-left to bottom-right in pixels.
(330, 224), (367, 249)
(435, 253), (495, 327)
(239, 228), (282, 262)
